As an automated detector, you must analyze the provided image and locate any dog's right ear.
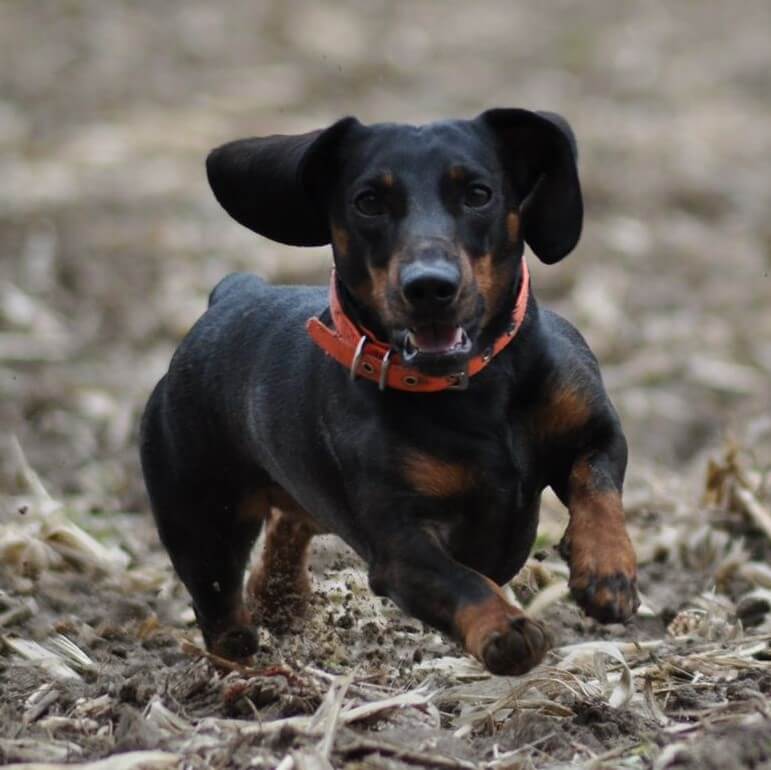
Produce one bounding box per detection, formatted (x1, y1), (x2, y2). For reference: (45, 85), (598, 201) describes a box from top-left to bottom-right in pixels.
(477, 109), (582, 264)
(206, 117), (360, 246)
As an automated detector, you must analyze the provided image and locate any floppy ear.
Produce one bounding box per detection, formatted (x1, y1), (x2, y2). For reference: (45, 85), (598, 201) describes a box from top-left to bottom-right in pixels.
(206, 116), (360, 246)
(478, 108), (583, 263)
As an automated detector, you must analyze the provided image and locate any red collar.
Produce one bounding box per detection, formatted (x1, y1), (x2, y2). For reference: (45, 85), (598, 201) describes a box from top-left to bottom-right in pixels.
(306, 257), (530, 392)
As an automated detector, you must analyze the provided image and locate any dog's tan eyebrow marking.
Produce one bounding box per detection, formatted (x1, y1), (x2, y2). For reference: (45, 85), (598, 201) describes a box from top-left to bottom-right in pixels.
(381, 170), (395, 187)
(449, 165), (466, 181)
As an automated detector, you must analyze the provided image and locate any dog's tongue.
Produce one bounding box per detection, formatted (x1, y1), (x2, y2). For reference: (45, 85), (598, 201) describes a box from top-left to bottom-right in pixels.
(414, 324), (462, 353)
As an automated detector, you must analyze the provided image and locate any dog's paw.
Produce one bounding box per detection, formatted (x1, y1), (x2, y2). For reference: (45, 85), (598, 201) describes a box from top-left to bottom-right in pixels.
(481, 616), (551, 676)
(561, 523), (640, 624)
(248, 569), (310, 633)
(208, 624), (258, 662)
(570, 570), (640, 623)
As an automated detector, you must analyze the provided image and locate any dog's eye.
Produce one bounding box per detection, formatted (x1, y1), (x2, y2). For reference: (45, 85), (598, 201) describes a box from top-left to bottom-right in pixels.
(463, 184), (492, 209)
(354, 191), (386, 217)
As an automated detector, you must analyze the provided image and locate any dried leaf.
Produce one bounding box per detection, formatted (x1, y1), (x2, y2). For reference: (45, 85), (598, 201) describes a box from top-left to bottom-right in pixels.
(2, 638), (82, 682)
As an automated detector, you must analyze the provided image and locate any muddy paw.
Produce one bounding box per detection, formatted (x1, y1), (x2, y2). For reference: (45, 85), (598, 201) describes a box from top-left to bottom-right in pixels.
(482, 616), (551, 676)
(248, 584), (310, 634)
(570, 571), (640, 624)
(208, 625), (258, 662)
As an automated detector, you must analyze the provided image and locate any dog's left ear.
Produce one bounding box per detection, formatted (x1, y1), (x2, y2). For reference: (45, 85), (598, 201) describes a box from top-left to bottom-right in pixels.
(477, 108), (583, 263)
(206, 116), (360, 246)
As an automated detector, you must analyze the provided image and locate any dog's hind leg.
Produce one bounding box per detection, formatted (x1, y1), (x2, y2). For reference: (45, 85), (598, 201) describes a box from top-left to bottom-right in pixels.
(247, 486), (318, 631)
(140, 381), (267, 661)
(162, 490), (267, 661)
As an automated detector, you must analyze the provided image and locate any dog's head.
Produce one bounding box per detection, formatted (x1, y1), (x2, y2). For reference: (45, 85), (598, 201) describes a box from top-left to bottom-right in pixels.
(207, 110), (582, 376)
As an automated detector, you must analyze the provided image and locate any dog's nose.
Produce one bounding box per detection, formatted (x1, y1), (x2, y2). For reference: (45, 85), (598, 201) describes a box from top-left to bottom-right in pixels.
(401, 262), (460, 313)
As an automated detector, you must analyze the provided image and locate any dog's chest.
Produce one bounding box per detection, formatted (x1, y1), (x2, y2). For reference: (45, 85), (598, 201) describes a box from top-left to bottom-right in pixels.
(425, 422), (541, 578)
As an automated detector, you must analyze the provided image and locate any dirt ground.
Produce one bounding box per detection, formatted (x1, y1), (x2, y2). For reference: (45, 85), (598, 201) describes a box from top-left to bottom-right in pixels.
(1, 1), (770, 768)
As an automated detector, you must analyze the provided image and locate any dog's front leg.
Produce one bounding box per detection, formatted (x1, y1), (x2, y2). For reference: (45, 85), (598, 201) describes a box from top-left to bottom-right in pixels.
(368, 529), (550, 675)
(558, 444), (640, 623)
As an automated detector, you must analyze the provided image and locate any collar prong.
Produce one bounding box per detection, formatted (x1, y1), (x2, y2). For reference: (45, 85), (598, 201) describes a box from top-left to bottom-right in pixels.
(378, 348), (393, 391)
(349, 335), (367, 381)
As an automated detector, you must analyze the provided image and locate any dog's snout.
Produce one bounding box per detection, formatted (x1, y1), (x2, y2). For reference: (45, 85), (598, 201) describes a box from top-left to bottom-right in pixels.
(401, 262), (460, 312)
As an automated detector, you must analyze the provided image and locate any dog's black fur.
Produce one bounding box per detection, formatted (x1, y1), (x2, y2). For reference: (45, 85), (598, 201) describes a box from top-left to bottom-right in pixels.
(140, 110), (639, 675)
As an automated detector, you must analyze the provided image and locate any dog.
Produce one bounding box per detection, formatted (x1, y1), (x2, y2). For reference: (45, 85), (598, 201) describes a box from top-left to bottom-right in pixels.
(140, 109), (639, 676)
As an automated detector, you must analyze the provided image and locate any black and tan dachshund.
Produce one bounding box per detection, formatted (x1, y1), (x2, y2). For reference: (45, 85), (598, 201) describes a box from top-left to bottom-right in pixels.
(140, 109), (639, 676)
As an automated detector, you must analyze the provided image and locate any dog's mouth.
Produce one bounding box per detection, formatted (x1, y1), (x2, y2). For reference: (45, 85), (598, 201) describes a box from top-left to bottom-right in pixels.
(396, 323), (473, 373)
(403, 324), (470, 358)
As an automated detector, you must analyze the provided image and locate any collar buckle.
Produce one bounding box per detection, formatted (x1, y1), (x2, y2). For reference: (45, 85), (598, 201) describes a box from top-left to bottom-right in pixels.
(446, 365), (469, 391)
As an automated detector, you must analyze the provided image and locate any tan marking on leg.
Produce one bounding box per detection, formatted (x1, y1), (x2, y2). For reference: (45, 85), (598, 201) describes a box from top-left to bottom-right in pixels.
(566, 461), (635, 578)
(455, 593), (518, 661)
(267, 486), (315, 521)
(248, 508), (316, 630)
(568, 488), (635, 576)
(454, 576), (548, 675)
(246, 487), (319, 630)
(402, 449), (475, 497)
(563, 458), (639, 622)
(531, 385), (592, 440)
(237, 490), (270, 525)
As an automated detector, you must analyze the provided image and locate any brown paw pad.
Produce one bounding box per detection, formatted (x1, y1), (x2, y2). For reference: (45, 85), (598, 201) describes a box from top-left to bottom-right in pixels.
(482, 616), (551, 676)
(209, 625), (258, 661)
(571, 572), (640, 624)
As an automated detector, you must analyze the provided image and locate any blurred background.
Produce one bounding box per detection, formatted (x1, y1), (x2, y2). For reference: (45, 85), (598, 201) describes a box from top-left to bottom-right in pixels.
(1, 0), (769, 511)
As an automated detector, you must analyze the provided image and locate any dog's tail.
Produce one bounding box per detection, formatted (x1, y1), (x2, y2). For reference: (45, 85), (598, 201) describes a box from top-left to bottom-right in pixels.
(207, 272), (265, 307)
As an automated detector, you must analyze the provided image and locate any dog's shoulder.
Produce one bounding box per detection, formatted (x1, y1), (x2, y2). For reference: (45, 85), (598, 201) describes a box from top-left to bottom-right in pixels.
(526, 307), (622, 441)
(539, 308), (602, 382)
